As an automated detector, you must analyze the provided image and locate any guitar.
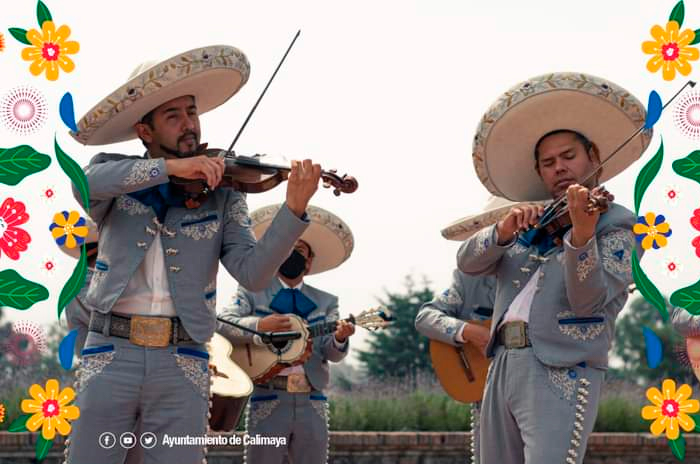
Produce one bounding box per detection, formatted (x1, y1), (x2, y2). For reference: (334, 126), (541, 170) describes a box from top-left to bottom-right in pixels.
(429, 320), (491, 404)
(212, 307), (393, 383)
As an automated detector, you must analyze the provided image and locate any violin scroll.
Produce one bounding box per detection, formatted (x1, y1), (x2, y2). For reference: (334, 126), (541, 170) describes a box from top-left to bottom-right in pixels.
(322, 169), (358, 196)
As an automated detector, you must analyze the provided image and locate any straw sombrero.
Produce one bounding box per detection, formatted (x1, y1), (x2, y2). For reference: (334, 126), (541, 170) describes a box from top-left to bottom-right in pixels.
(441, 196), (543, 241)
(472, 72), (652, 201)
(251, 205), (353, 275)
(70, 45), (250, 146)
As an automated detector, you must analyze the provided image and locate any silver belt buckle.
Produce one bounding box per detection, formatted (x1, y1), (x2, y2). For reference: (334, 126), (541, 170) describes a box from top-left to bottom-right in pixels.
(503, 321), (527, 348)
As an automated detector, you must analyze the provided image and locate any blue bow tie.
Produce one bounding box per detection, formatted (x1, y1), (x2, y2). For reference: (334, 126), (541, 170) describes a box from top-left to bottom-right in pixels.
(517, 224), (571, 255)
(269, 288), (318, 319)
(128, 183), (185, 222)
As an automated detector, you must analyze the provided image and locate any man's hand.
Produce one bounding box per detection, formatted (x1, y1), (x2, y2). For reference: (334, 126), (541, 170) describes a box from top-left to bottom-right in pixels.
(334, 320), (355, 343)
(496, 204), (544, 245)
(258, 314), (293, 333)
(461, 322), (490, 356)
(286, 159), (321, 218)
(165, 156), (225, 190)
(567, 184), (599, 247)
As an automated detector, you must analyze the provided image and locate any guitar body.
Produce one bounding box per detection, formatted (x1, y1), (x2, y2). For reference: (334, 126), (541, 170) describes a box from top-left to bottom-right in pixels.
(429, 320), (491, 404)
(208, 333), (255, 431)
(229, 315), (312, 383)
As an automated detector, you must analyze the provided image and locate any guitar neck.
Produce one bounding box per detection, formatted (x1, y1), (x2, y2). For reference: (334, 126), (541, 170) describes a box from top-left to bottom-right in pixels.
(308, 316), (354, 338)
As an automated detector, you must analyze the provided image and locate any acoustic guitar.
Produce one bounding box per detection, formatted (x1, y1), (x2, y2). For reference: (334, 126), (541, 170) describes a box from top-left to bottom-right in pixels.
(429, 320), (491, 403)
(212, 307), (393, 384)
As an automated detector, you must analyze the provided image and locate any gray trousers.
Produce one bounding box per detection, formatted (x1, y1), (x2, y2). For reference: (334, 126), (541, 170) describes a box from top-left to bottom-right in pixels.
(471, 402), (481, 464)
(65, 332), (211, 464)
(480, 346), (604, 464)
(244, 385), (329, 464)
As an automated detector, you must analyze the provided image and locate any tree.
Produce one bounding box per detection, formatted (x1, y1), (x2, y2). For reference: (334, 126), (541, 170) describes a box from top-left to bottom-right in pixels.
(357, 276), (434, 381)
(611, 295), (695, 386)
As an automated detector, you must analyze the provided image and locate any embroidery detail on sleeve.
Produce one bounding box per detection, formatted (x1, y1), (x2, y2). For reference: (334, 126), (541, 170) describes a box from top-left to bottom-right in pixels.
(506, 242), (529, 257)
(116, 195), (150, 215)
(439, 286), (463, 306)
(601, 230), (633, 277)
(576, 250), (598, 282)
(474, 228), (491, 257)
(227, 195), (251, 228)
(123, 159), (161, 186)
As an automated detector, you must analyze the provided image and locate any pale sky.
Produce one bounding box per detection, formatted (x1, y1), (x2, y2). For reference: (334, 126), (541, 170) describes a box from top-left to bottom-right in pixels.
(1, 0), (698, 364)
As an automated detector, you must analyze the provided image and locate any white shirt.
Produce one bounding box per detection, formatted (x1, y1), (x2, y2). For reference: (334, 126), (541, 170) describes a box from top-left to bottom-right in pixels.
(111, 232), (177, 317)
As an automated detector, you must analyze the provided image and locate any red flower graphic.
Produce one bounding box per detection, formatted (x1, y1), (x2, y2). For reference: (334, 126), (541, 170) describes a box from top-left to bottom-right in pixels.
(691, 209), (700, 258)
(0, 198), (31, 260)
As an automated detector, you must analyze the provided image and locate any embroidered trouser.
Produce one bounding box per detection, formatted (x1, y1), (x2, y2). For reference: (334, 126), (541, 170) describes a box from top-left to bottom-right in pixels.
(479, 346), (604, 464)
(471, 401), (481, 464)
(244, 386), (329, 464)
(65, 333), (211, 464)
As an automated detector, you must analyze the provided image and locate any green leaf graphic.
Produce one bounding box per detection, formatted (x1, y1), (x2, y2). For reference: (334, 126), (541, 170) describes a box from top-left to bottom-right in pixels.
(8, 28), (31, 45)
(634, 139), (663, 215)
(673, 151), (700, 183)
(0, 270), (49, 310)
(36, 0), (53, 27)
(690, 414), (700, 432)
(671, 279), (700, 315)
(670, 1), (685, 28)
(0, 146), (51, 186)
(632, 250), (668, 321)
(7, 414), (30, 432)
(669, 434), (686, 461)
(55, 138), (90, 213)
(35, 435), (53, 462)
(58, 244), (87, 319)
(690, 30), (700, 46)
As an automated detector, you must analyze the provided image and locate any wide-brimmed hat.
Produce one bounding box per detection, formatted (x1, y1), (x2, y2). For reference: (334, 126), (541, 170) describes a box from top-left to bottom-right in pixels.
(251, 205), (354, 275)
(472, 72), (652, 201)
(441, 196), (542, 241)
(70, 45), (250, 146)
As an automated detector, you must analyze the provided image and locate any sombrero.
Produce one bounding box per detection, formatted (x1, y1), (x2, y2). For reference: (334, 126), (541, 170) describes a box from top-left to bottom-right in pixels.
(472, 72), (652, 201)
(70, 45), (250, 146)
(251, 204), (353, 275)
(441, 196), (543, 241)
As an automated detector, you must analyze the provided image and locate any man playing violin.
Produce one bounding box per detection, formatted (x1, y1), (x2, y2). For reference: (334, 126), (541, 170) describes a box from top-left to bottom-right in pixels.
(458, 73), (649, 464)
(217, 204), (355, 464)
(64, 46), (320, 464)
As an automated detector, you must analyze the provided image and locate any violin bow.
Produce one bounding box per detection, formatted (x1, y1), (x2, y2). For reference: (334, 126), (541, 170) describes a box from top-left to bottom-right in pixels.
(536, 80), (696, 229)
(226, 30), (302, 155)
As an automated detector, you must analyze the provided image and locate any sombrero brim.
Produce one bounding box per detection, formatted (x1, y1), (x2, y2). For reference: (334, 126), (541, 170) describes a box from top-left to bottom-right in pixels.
(70, 45), (250, 146)
(251, 205), (354, 275)
(473, 72), (652, 201)
(441, 199), (545, 241)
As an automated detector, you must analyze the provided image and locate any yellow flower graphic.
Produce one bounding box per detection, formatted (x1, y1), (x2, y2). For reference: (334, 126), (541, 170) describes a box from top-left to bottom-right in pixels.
(49, 211), (89, 249)
(642, 21), (699, 81)
(0, 33), (5, 53)
(20, 21), (79, 81)
(21, 379), (80, 440)
(633, 212), (672, 250)
(0, 403), (5, 424)
(641, 379), (699, 440)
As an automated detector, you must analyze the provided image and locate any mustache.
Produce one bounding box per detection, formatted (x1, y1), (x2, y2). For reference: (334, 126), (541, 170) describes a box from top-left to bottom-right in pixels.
(178, 131), (198, 144)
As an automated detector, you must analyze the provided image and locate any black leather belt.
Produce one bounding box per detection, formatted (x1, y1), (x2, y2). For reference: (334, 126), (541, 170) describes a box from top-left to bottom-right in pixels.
(88, 312), (193, 346)
(497, 321), (531, 349)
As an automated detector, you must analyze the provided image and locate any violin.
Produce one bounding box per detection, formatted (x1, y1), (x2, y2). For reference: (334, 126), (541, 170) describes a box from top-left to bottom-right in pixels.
(533, 186), (614, 241)
(169, 145), (358, 208)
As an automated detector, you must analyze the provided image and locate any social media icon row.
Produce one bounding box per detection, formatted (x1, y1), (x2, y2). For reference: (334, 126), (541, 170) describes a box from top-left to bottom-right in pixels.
(98, 432), (157, 449)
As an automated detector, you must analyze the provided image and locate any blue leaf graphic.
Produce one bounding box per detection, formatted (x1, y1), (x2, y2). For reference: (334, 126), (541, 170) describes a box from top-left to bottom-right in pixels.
(643, 326), (663, 368)
(58, 329), (78, 370)
(59, 92), (78, 132)
(644, 90), (662, 130)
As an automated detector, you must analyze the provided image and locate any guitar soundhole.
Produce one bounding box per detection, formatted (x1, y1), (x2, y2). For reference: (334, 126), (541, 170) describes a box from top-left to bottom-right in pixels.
(269, 341), (292, 354)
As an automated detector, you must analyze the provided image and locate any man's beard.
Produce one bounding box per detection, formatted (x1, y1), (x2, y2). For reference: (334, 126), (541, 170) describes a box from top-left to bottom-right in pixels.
(159, 132), (200, 158)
